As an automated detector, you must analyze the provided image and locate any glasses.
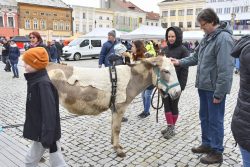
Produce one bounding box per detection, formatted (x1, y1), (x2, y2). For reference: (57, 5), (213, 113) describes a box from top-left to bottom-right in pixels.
(29, 36), (36, 39)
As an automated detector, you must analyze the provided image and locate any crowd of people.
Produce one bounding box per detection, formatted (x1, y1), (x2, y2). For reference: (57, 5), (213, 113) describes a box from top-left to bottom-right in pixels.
(0, 7), (249, 166)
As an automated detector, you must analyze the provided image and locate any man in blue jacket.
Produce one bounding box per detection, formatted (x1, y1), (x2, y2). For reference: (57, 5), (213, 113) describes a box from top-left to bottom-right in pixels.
(98, 30), (118, 68)
(171, 8), (234, 164)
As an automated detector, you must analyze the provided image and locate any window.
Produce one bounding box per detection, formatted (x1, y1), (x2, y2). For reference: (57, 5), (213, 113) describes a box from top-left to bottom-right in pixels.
(40, 12), (44, 16)
(99, 16), (102, 20)
(75, 24), (79, 32)
(0, 16), (3, 27)
(66, 14), (69, 17)
(89, 25), (92, 32)
(83, 13), (86, 19)
(80, 40), (89, 47)
(224, 7), (231, 14)
(151, 22), (153, 26)
(91, 40), (101, 47)
(196, 8), (202, 15)
(7, 17), (14, 27)
(65, 22), (70, 31)
(99, 24), (102, 27)
(156, 23), (158, 26)
(25, 19), (31, 29)
(33, 19), (38, 29)
(146, 22), (149, 25)
(107, 17), (109, 20)
(139, 17), (143, 23)
(187, 9), (193, 15)
(187, 21), (192, 28)
(82, 24), (86, 33)
(26, 11), (30, 15)
(41, 20), (46, 29)
(59, 22), (64, 30)
(179, 22), (183, 28)
(54, 13), (57, 17)
(53, 21), (58, 30)
(216, 8), (222, 14)
(170, 10), (176, 16)
(178, 10), (184, 16)
(162, 11), (168, 17)
(106, 25), (109, 28)
(161, 22), (168, 28)
(171, 22), (175, 26)
(233, 7), (240, 13)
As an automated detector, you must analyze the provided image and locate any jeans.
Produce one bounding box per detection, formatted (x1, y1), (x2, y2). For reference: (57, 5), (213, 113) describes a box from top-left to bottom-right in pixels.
(198, 89), (226, 153)
(239, 146), (250, 167)
(11, 63), (19, 77)
(141, 88), (153, 113)
(51, 58), (58, 63)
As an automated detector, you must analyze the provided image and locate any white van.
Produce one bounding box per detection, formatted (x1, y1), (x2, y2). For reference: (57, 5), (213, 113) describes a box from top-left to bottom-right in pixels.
(62, 37), (107, 61)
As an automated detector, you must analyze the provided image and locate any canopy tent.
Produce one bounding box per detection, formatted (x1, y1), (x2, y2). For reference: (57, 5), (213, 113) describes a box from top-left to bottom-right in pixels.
(183, 31), (204, 41)
(10, 36), (30, 42)
(83, 28), (123, 38)
(120, 25), (165, 40)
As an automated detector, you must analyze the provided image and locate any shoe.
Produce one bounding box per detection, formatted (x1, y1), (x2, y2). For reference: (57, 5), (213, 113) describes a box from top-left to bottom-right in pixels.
(39, 157), (46, 163)
(200, 151), (223, 164)
(163, 125), (175, 139)
(161, 126), (171, 135)
(121, 117), (128, 122)
(140, 112), (150, 118)
(138, 112), (145, 118)
(191, 145), (212, 154)
(12, 76), (16, 78)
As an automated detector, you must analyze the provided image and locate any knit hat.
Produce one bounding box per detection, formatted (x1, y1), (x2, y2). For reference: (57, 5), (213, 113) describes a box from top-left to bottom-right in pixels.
(108, 30), (116, 38)
(114, 43), (127, 56)
(22, 47), (49, 70)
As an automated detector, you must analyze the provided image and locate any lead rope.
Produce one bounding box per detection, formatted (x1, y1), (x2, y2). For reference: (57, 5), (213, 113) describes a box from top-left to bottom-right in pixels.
(151, 80), (163, 123)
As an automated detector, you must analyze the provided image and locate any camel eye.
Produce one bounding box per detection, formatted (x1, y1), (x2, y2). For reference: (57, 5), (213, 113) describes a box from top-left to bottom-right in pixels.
(162, 70), (170, 74)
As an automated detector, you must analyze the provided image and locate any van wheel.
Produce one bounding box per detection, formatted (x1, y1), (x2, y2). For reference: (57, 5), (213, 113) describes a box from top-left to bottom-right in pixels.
(74, 53), (81, 61)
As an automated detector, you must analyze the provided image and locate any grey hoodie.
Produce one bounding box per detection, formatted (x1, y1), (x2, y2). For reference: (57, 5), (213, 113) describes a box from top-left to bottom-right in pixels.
(180, 22), (234, 99)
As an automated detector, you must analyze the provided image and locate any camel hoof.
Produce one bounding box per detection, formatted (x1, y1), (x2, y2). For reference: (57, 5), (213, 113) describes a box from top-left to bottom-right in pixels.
(117, 152), (126, 158)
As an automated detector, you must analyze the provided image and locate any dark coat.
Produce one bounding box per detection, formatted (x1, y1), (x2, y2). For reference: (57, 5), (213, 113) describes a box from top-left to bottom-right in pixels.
(2, 43), (9, 57)
(23, 70), (61, 148)
(49, 44), (58, 60)
(8, 45), (20, 64)
(231, 35), (250, 152)
(163, 26), (189, 90)
(99, 40), (118, 67)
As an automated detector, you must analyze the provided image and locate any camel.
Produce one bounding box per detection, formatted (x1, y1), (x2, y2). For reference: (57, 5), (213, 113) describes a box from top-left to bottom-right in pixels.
(46, 56), (181, 157)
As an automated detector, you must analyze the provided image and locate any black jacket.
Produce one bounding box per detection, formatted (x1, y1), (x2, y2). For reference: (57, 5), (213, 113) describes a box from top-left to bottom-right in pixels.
(231, 35), (250, 152)
(163, 26), (189, 90)
(23, 70), (61, 148)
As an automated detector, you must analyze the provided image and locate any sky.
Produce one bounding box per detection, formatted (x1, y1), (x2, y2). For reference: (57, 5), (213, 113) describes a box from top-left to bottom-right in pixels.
(62, 0), (162, 13)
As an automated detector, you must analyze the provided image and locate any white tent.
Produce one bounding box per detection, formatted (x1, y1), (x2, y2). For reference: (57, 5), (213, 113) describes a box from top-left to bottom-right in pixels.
(83, 28), (123, 38)
(183, 31), (204, 41)
(120, 25), (166, 40)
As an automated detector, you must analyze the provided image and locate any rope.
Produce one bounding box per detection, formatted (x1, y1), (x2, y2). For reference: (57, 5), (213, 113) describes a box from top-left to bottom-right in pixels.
(151, 84), (163, 123)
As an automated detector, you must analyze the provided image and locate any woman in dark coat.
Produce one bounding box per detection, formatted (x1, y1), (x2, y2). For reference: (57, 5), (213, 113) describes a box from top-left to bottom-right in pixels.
(8, 40), (20, 78)
(161, 26), (189, 139)
(231, 35), (250, 166)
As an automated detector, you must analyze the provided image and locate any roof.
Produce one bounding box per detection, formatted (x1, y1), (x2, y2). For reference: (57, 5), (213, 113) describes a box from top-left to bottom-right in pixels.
(16, 0), (70, 8)
(146, 11), (160, 20)
(114, 0), (145, 13)
(0, 0), (17, 6)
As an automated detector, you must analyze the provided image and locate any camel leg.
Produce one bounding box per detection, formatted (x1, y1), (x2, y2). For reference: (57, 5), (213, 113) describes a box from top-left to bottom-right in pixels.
(111, 109), (126, 158)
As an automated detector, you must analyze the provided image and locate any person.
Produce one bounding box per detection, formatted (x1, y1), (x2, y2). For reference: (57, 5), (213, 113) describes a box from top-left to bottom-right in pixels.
(171, 8), (234, 164)
(234, 58), (240, 74)
(2, 38), (11, 72)
(231, 35), (250, 167)
(8, 40), (20, 78)
(161, 26), (189, 139)
(98, 30), (118, 68)
(22, 47), (67, 166)
(0, 41), (3, 61)
(49, 40), (59, 63)
(145, 40), (156, 57)
(28, 32), (46, 49)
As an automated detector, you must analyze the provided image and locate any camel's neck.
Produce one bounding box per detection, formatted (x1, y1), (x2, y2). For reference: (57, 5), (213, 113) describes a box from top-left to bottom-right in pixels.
(126, 64), (154, 103)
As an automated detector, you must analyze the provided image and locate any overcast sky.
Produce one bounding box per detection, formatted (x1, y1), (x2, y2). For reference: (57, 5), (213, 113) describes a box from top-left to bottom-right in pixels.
(62, 0), (162, 13)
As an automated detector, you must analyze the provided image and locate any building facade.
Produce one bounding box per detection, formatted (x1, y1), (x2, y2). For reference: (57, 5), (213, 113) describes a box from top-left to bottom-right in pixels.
(17, 0), (72, 42)
(158, 0), (205, 30)
(0, 0), (19, 39)
(146, 11), (160, 27)
(101, 0), (146, 32)
(206, 0), (250, 30)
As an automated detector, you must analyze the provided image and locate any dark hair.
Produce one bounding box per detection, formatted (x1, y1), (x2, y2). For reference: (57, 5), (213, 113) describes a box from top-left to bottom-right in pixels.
(29, 31), (43, 43)
(132, 40), (146, 61)
(197, 8), (220, 26)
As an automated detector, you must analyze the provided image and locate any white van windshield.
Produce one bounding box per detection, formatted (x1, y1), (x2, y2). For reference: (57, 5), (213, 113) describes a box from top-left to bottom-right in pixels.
(68, 38), (83, 46)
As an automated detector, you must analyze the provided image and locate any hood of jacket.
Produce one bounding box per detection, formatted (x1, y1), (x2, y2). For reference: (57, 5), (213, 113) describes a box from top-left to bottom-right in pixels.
(231, 35), (250, 58)
(205, 22), (233, 42)
(165, 26), (183, 48)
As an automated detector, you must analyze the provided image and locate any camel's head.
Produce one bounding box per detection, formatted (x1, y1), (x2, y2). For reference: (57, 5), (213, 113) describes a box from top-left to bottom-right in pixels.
(145, 56), (181, 99)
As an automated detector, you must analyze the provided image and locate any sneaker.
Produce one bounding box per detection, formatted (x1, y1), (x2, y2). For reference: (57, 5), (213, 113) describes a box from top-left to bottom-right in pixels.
(191, 145), (212, 154)
(200, 151), (223, 164)
(163, 125), (175, 139)
(140, 112), (150, 118)
(121, 117), (128, 122)
(161, 128), (168, 135)
(138, 112), (145, 118)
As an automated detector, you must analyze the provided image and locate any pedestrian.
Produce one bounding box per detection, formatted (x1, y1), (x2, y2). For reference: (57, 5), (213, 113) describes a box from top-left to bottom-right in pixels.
(231, 35), (250, 167)
(171, 8), (234, 164)
(0, 41), (3, 61)
(8, 40), (20, 78)
(49, 40), (59, 63)
(2, 38), (11, 72)
(22, 47), (67, 166)
(98, 30), (118, 68)
(160, 26), (189, 139)
(145, 40), (156, 57)
(28, 32), (45, 49)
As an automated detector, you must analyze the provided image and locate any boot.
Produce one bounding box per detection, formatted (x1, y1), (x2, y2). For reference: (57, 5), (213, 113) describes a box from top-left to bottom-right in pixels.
(191, 145), (212, 154)
(163, 125), (175, 139)
(200, 151), (223, 164)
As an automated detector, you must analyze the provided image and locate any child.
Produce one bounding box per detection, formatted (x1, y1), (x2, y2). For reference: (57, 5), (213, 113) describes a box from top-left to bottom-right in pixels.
(22, 47), (67, 166)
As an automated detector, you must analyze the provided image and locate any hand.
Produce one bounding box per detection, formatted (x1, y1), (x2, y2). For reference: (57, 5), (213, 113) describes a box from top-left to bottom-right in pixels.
(170, 57), (180, 66)
(213, 98), (221, 104)
(98, 65), (102, 68)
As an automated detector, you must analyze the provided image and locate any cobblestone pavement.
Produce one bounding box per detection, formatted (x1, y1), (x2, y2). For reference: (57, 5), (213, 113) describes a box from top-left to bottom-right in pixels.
(0, 59), (242, 167)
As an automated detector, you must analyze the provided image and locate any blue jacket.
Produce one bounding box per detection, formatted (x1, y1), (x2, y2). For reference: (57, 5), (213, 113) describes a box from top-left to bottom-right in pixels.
(9, 45), (20, 64)
(99, 40), (118, 67)
(180, 22), (234, 99)
(49, 44), (58, 60)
